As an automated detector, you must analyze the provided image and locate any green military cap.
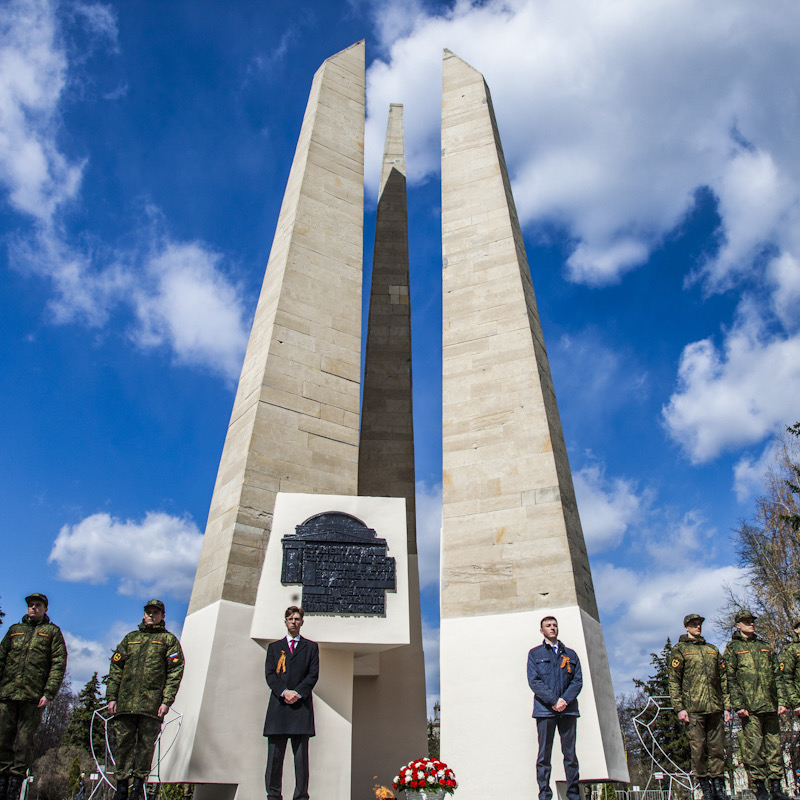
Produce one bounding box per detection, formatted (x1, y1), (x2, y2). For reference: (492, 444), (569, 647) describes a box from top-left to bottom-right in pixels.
(25, 592), (49, 608)
(734, 609), (757, 623)
(144, 599), (165, 613)
(683, 613), (705, 626)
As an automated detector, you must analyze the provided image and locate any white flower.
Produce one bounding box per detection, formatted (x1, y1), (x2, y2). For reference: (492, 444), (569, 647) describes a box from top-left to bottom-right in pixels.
(427, 776), (435, 784)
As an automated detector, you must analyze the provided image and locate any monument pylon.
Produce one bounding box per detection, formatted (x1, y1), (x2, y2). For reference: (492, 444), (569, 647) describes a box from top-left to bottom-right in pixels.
(160, 41), (367, 800)
(439, 50), (628, 797)
(352, 103), (428, 797)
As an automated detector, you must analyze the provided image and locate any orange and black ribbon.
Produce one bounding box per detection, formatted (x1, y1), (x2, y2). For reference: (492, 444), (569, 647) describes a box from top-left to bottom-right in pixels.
(276, 651), (287, 674)
(560, 655), (571, 673)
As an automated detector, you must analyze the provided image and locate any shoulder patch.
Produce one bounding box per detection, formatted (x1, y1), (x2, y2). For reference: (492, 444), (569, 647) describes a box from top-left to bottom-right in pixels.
(112, 652), (122, 662)
(780, 662), (785, 671)
(671, 658), (681, 668)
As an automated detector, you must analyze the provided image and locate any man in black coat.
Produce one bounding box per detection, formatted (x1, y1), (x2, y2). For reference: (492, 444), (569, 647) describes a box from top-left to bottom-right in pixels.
(527, 616), (583, 800)
(264, 606), (319, 800)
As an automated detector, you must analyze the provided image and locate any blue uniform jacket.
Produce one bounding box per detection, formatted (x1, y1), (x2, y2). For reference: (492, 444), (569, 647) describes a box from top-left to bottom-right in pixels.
(527, 640), (582, 718)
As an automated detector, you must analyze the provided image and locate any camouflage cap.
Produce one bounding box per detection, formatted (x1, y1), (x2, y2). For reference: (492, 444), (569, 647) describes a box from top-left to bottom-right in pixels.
(144, 599), (165, 613)
(683, 613), (705, 626)
(25, 592), (48, 608)
(734, 609), (757, 623)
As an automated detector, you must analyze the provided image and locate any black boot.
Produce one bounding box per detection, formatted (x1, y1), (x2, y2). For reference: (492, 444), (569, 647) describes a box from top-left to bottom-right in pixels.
(0, 775), (9, 800)
(770, 780), (792, 800)
(755, 780), (771, 800)
(112, 778), (129, 800)
(5, 777), (23, 800)
(130, 777), (145, 800)
(712, 777), (729, 800)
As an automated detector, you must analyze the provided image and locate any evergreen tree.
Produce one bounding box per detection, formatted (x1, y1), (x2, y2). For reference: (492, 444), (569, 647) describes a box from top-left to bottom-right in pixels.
(68, 755), (82, 797)
(158, 784), (192, 800)
(631, 638), (691, 773)
(64, 672), (105, 754)
(427, 720), (440, 759)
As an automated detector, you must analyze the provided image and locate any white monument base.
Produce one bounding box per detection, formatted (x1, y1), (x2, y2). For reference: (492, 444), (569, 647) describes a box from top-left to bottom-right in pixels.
(439, 605), (628, 800)
(160, 494), (411, 800)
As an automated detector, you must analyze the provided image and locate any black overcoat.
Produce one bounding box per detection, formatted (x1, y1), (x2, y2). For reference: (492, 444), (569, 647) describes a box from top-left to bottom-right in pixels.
(263, 635), (319, 737)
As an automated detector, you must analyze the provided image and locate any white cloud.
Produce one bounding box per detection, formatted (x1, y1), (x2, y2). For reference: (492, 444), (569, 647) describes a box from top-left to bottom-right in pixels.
(767, 252), (800, 328)
(72, 3), (118, 48)
(365, 0), (800, 287)
(662, 309), (800, 462)
(2, 2), (249, 381)
(644, 509), (711, 561)
(733, 438), (779, 503)
(49, 511), (204, 601)
(0, 0), (84, 222)
(63, 630), (112, 689)
(415, 480), (442, 591)
(421, 618), (440, 717)
(573, 462), (643, 553)
(594, 561), (747, 692)
(131, 242), (250, 380)
(11, 229), (251, 380)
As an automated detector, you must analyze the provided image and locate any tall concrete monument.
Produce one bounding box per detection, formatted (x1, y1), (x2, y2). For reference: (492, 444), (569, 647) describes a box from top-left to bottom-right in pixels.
(160, 42), (427, 800)
(353, 103), (428, 796)
(438, 50), (628, 797)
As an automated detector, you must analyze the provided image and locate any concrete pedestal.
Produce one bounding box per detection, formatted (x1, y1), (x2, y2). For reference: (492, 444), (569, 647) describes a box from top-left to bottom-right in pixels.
(440, 606), (627, 798)
(160, 494), (410, 800)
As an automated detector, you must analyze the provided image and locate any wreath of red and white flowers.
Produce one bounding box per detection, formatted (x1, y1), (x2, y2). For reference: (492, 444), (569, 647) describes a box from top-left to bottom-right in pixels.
(392, 757), (458, 795)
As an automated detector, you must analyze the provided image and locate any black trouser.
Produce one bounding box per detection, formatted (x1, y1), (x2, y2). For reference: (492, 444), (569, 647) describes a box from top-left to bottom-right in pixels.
(266, 735), (309, 800)
(536, 716), (580, 800)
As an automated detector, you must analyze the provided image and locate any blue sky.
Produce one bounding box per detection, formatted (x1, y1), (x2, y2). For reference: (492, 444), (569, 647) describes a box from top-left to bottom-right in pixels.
(2, 0), (800, 714)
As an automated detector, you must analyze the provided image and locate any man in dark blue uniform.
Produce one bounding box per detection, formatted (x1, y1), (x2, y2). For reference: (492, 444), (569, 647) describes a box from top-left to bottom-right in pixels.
(527, 616), (583, 800)
(264, 606), (319, 800)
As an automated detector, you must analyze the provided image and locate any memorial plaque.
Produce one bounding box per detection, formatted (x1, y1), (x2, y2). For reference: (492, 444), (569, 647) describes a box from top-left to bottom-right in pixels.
(281, 512), (396, 614)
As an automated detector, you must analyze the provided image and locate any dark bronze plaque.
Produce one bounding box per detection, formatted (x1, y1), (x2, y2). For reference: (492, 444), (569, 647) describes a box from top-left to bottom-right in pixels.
(281, 511), (396, 614)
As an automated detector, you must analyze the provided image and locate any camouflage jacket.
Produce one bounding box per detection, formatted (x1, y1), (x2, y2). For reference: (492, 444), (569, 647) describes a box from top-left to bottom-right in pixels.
(668, 634), (729, 714)
(780, 637), (800, 711)
(106, 621), (184, 718)
(724, 631), (785, 713)
(0, 614), (68, 702)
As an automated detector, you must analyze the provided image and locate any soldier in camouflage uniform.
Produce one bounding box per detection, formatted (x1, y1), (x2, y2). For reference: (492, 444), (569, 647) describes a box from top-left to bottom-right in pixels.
(724, 610), (790, 800)
(0, 593), (68, 800)
(779, 617), (800, 716)
(668, 613), (730, 800)
(107, 600), (184, 800)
